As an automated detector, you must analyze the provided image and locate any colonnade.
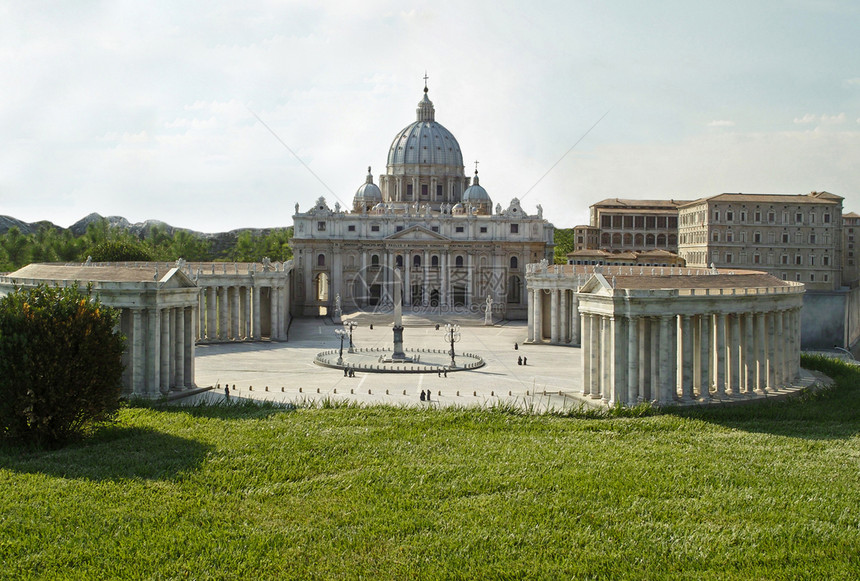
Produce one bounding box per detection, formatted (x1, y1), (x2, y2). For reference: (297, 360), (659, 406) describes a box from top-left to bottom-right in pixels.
(197, 282), (288, 341)
(579, 305), (803, 406)
(124, 305), (196, 397)
(526, 287), (581, 345)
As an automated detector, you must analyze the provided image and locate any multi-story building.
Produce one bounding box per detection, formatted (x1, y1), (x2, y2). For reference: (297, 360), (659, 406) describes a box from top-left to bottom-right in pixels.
(842, 211), (860, 285)
(574, 198), (690, 252)
(677, 192), (844, 291)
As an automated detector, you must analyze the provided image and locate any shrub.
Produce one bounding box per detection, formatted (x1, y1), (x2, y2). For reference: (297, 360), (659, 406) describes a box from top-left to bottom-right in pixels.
(87, 239), (153, 262)
(0, 284), (125, 447)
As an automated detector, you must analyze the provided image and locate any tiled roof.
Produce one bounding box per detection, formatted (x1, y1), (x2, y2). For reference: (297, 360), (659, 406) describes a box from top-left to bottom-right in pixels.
(680, 192), (842, 207)
(611, 273), (790, 290)
(592, 198), (691, 209)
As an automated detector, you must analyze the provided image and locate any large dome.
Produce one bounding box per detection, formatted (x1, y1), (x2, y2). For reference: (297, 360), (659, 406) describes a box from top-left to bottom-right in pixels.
(386, 87), (463, 169)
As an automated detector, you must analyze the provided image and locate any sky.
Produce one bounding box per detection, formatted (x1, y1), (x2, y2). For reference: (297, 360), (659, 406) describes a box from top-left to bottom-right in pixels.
(2, 0), (860, 232)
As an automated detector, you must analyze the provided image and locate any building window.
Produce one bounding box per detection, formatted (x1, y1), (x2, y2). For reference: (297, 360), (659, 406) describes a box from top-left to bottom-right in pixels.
(810, 234), (816, 244)
(371, 225), (380, 232)
(825, 274), (829, 282)
(455, 226), (464, 233)
(407, 184), (413, 198)
(755, 211), (761, 223)
(317, 221), (326, 231)
(781, 255), (789, 265)
(726, 210), (734, 221)
(431, 226), (439, 233)
(823, 256), (830, 266)
(712, 231), (720, 242)
(510, 224), (519, 234)
(782, 233), (789, 244)
(714, 210), (720, 222)
(726, 253), (733, 264)
(348, 225), (355, 232)
(437, 185), (443, 199)
(317, 254), (325, 267)
(510, 256), (518, 269)
(431, 255), (439, 267)
(810, 256), (815, 266)
(421, 184), (428, 197)
(768, 211), (775, 223)
(824, 213), (831, 223)
(396, 255), (403, 267)
(754, 232), (761, 243)
(810, 213), (816, 224)
(782, 273), (787, 281)
(795, 255), (802, 265)
(741, 211), (747, 222)
(413, 255), (421, 267)
(796, 212), (803, 223)
(796, 273), (801, 282)
(753, 253), (760, 264)
(396, 226), (404, 232)
(480, 226), (487, 233)
(371, 255), (379, 266)
(455, 256), (464, 268)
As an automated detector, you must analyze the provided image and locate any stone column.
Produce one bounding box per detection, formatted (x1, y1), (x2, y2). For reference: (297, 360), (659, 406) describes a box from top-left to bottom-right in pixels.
(581, 313), (591, 397)
(231, 286), (241, 340)
(699, 314), (711, 399)
(715, 313), (727, 396)
(185, 306), (195, 387)
(627, 315), (639, 403)
(131, 309), (144, 395)
(423, 250), (430, 306)
(766, 311), (776, 391)
(206, 286), (216, 340)
(729, 313), (741, 395)
(744, 312), (755, 394)
(534, 289), (543, 343)
(560, 290), (568, 344)
(175, 307), (185, 389)
(218, 286), (228, 340)
(405, 253), (412, 307)
(146, 309), (160, 395)
(638, 317), (649, 401)
(550, 290), (559, 344)
(526, 285), (535, 342)
(240, 286), (250, 339)
(755, 312), (766, 394)
(650, 318), (659, 402)
(601, 316), (611, 403)
(571, 294), (581, 346)
(775, 310), (785, 387)
(681, 315), (694, 401)
(160, 308), (171, 392)
(270, 285), (280, 340)
(467, 253), (474, 307)
(658, 315), (672, 405)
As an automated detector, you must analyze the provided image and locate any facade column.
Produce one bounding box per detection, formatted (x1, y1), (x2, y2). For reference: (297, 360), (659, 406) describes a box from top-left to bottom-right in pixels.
(744, 312), (755, 394)
(658, 315), (672, 404)
(560, 290), (568, 344)
(218, 286), (228, 340)
(146, 309), (160, 395)
(405, 252), (412, 307)
(423, 250), (430, 306)
(467, 254), (473, 307)
(270, 285), (280, 340)
(776, 310), (786, 387)
(206, 286), (216, 340)
(755, 312), (766, 394)
(729, 313), (741, 395)
(699, 314), (711, 399)
(601, 316), (611, 403)
(185, 306), (195, 387)
(571, 294), (581, 346)
(534, 289), (543, 343)
(650, 318), (659, 402)
(627, 315), (639, 403)
(681, 315), (694, 401)
(175, 307), (185, 389)
(252, 284), (261, 340)
(526, 285), (535, 342)
(240, 286), (250, 339)
(131, 308), (144, 395)
(715, 313), (727, 396)
(550, 290), (559, 344)
(231, 286), (240, 340)
(160, 308), (171, 392)
(766, 311), (776, 391)
(638, 317), (649, 401)
(581, 313), (591, 397)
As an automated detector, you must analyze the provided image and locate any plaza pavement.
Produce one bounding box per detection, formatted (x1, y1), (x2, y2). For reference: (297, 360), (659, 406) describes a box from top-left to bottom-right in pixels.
(183, 314), (828, 411)
(186, 316), (583, 411)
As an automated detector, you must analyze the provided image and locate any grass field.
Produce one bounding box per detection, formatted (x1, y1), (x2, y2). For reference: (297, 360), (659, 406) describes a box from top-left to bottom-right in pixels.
(1, 355), (858, 580)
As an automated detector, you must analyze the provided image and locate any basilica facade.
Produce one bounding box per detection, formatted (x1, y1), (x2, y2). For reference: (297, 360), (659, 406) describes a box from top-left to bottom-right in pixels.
(290, 84), (554, 319)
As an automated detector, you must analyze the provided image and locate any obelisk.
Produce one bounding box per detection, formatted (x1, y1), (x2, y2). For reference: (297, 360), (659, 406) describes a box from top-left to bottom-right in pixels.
(392, 267), (406, 360)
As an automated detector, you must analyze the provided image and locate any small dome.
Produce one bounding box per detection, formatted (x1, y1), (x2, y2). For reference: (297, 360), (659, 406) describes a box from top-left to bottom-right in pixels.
(353, 166), (382, 211)
(451, 203), (465, 215)
(372, 202), (386, 214)
(461, 170), (492, 214)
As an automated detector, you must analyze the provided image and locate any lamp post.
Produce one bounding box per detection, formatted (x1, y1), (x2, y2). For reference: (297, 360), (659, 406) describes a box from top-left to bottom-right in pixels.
(344, 321), (357, 353)
(444, 323), (461, 367)
(335, 328), (348, 366)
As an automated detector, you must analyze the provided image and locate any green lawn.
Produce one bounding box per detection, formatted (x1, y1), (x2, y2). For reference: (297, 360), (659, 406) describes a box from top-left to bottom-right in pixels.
(1, 356), (859, 580)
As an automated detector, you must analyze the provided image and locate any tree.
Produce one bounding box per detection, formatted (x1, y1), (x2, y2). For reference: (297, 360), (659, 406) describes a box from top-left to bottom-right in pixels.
(0, 284), (125, 447)
(88, 239), (153, 262)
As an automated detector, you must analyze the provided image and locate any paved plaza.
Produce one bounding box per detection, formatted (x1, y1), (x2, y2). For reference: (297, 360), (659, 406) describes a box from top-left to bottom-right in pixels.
(187, 316), (584, 411)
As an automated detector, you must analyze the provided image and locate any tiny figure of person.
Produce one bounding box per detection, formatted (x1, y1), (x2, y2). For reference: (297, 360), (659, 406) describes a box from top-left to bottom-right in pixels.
(523, 356), (528, 365)
(425, 390), (431, 401)
(517, 355), (522, 366)
(224, 385), (230, 399)
(514, 342), (518, 350)
(344, 367), (348, 377)
(443, 370), (448, 378)
(435, 323), (440, 330)
(370, 324), (373, 330)
(420, 389), (426, 401)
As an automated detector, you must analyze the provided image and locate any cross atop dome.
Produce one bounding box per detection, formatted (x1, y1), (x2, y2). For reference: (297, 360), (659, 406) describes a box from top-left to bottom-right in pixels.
(423, 71), (429, 93)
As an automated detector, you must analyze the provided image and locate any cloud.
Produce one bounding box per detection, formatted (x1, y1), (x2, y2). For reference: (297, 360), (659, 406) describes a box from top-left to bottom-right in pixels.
(707, 120), (735, 127)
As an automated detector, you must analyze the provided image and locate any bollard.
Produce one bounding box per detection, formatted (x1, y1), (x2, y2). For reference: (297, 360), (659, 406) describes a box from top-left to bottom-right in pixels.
(558, 391), (562, 396)
(403, 390), (406, 395)
(456, 391), (459, 396)
(265, 386), (268, 391)
(473, 391), (476, 396)
(368, 389), (372, 394)
(386, 389), (389, 395)
(281, 387), (284, 392)
(438, 391), (441, 396)
(299, 387), (302, 393)
(334, 388), (337, 394)
(491, 391), (494, 396)
(317, 388), (320, 393)
(351, 388), (354, 394)
(249, 386), (253, 391)
(526, 390), (529, 395)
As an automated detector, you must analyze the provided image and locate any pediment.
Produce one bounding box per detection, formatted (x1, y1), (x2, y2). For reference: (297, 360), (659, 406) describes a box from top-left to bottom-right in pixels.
(159, 267), (197, 289)
(386, 225), (450, 241)
(576, 274), (613, 296)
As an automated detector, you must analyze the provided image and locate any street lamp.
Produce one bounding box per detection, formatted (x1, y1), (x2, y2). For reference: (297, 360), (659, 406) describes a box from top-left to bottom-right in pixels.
(444, 323), (461, 367)
(335, 328), (348, 366)
(344, 321), (358, 353)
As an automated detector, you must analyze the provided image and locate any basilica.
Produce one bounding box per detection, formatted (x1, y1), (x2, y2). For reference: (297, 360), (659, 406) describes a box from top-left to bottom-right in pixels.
(290, 83), (554, 319)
